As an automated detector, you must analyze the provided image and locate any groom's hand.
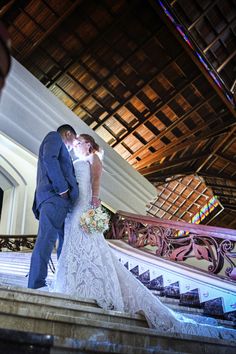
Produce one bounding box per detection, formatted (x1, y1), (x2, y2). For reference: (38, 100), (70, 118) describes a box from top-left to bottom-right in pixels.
(60, 191), (69, 199)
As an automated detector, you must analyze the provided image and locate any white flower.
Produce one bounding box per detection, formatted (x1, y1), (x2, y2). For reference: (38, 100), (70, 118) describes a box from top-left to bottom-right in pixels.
(80, 206), (110, 234)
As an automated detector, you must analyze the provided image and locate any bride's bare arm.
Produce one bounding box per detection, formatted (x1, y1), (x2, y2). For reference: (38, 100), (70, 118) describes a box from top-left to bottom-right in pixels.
(90, 154), (102, 207)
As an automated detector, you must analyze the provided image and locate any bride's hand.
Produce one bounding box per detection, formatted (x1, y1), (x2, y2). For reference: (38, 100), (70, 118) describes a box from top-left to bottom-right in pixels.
(91, 196), (101, 208)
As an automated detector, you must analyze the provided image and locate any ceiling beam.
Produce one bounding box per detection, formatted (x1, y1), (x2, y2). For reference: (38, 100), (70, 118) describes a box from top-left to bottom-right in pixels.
(70, 25), (163, 112)
(214, 152), (236, 166)
(19, 0), (83, 60)
(203, 17), (236, 54)
(214, 192), (236, 199)
(45, 0), (145, 90)
(131, 106), (236, 169)
(187, 0), (220, 31)
(147, 168), (195, 182)
(220, 204), (236, 211)
(206, 183), (236, 191)
(216, 49), (236, 73)
(196, 125), (236, 174)
(110, 71), (202, 147)
(0, 0), (17, 17)
(148, 0), (236, 117)
(198, 171), (236, 182)
(128, 94), (217, 165)
(204, 133), (236, 173)
(132, 115), (232, 170)
(154, 173), (194, 185)
(138, 151), (209, 176)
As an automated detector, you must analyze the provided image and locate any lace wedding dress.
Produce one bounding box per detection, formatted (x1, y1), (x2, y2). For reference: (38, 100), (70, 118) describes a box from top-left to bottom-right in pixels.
(51, 160), (236, 341)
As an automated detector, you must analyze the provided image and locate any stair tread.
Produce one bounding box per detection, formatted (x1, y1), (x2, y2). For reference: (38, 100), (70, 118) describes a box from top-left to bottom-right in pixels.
(0, 252), (235, 331)
(0, 254), (236, 352)
(0, 297), (235, 345)
(0, 285), (148, 326)
(0, 280), (234, 331)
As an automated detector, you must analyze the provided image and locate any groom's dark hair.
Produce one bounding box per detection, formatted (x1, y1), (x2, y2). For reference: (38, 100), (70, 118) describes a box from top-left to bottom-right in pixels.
(57, 124), (76, 136)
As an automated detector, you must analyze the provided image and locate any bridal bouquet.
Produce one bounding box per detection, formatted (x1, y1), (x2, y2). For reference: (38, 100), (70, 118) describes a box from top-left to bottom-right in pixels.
(80, 206), (110, 234)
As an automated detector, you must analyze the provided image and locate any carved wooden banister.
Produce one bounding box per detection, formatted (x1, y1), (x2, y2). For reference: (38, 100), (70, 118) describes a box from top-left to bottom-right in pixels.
(1, 210), (236, 282)
(0, 235), (36, 252)
(115, 210), (236, 239)
(109, 210), (236, 281)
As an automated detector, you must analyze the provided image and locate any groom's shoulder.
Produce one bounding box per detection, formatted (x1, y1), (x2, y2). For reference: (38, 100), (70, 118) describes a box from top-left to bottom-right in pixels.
(45, 131), (59, 138)
(43, 131), (61, 143)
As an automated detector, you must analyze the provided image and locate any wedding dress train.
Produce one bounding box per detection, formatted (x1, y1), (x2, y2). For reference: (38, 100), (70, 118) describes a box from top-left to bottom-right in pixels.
(51, 160), (236, 341)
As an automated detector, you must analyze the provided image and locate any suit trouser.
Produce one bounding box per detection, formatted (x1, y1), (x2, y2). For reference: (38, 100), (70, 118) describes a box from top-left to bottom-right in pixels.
(28, 195), (71, 289)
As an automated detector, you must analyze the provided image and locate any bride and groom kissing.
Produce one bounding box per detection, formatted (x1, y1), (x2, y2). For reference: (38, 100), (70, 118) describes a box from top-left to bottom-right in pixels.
(27, 124), (236, 340)
(28, 124), (101, 290)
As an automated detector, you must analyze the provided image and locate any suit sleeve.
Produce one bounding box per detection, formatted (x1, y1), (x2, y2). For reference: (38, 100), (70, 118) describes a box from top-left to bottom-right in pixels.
(42, 132), (69, 194)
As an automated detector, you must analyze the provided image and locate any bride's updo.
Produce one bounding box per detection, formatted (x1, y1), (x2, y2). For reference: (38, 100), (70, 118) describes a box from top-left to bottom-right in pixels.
(80, 134), (100, 154)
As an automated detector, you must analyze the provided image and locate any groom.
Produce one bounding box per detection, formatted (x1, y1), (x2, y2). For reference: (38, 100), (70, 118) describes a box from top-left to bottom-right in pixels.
(28, 124), (79, 289)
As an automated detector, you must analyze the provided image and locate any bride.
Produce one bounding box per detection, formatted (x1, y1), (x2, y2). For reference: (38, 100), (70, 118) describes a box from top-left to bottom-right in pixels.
(51, 134), (236, 341)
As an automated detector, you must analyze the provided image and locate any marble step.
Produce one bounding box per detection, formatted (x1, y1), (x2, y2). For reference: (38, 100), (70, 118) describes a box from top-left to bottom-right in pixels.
(0, 252), (235, 330)
(0, 272), (206, 316)
(0, 327), (190, 354)
(0, 251), (55, 279)
(0, 280), (235, 335)
(0, 287), (235, 354)
(0, 272), (235, 331)
(0, 284), (148, 329)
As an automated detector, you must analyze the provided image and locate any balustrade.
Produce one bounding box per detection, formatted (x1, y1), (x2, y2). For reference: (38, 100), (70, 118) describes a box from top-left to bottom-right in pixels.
(1, 210), (236, 281)
(0, 235), (36, 252)
(109, 210), (236, 281)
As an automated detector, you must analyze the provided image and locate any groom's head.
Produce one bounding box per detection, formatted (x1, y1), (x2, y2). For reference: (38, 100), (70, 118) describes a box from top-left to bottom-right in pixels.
(57, 124), (77, 149)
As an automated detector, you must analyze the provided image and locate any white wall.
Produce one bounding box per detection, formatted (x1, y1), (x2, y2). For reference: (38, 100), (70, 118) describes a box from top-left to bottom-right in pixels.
(0, 133), (38, 234)
(0, 59), (156, 234)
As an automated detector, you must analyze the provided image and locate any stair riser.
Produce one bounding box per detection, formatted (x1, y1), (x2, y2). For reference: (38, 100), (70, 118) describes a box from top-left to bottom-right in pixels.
(0, 297), (148, 328)
(52, 337), (189, 354)
(0, 287), (147, 324)
(0, 285), (98, 307)
(0, 309), (235, 354)
(0, 281), (205, 315)
(0, 285), (234, 329)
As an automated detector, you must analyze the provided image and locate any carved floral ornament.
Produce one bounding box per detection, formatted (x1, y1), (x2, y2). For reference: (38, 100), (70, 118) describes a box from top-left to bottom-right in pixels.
(110, 211), (236, 281)
(0, 236), (35, 252)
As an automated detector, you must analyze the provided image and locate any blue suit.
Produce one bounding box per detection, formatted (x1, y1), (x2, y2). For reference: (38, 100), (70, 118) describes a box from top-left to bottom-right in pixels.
(28, 131), (79, 289)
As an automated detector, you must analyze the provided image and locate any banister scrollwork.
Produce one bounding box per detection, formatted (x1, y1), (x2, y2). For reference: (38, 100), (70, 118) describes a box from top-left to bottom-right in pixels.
(0, 235), (36, 252)
(109, 211), (236, 281)
(219, 239), (236, 279)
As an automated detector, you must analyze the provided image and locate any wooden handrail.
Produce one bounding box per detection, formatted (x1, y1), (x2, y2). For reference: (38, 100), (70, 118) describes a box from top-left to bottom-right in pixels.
(116, 210), (236, 240)
(0, 235), (36, 238)
(111, 210), (236, 280)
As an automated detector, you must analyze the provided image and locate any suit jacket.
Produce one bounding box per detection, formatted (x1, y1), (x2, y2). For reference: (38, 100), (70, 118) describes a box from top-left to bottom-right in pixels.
(32, 131), (79, 219)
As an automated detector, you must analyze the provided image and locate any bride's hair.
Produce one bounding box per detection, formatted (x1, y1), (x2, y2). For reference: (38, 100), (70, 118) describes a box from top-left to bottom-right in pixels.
(80, 134), (100, 154)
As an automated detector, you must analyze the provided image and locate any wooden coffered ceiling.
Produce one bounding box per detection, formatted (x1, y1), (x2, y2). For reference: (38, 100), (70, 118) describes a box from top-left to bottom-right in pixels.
(1, 0), (236, 228)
